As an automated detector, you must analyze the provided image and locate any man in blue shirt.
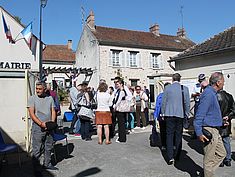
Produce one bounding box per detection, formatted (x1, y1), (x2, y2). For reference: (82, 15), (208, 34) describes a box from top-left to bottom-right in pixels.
(194, 72), (226, 177)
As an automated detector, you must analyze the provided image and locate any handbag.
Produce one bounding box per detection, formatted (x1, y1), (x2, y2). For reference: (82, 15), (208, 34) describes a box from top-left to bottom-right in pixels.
(116, 99), (132, 112)
(181, 85), (190, 129)
(77, 106), (95, 120)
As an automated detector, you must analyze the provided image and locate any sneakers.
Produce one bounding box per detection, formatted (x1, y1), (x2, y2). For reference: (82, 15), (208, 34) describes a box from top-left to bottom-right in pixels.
(115, 137), (126, 143)
(74, 133), (81, 136)
(43, 164), (58, 170)
(141, 127), (146, 130)
(224, 160), (231, 167)
(115, 137), (120, 143)
(168, 159), (174, 165)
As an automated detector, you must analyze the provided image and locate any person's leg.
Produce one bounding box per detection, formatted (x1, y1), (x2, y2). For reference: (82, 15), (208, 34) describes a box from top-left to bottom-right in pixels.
(166, 117), (175, 162)
(97, 125), (102, 143)
(203, 127), (226, 177)
(32, 130), (44, 169)
(117, 112), (126, 142)
(140, 111), (147, 127)
(135, 106), (141, 127)
(145, 107), (149, 125)
(174, 118), (183, 160)
(74, 117), (81, 134)
(69, 111), (78, 134)
(126, 113), (129, 129)
(110, 109), (116, 138)
(222, 136), (231, 163)
(159, 120), (167, 147)
(130, 113), (135, 129)
(80, 119), (85, 140)
(44, 134), (53, 167)
(84, 120), (91, 140)
(104, 125), (110, 143)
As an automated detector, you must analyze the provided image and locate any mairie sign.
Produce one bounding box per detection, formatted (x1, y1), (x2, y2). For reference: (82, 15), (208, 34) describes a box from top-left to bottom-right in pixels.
(0, 61), (31, 69)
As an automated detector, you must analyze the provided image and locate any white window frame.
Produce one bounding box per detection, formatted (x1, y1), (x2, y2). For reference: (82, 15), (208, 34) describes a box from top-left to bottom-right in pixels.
(112, 50), (121, 67)
(129, 52), (138, 68)
(151, 53), (163, 69)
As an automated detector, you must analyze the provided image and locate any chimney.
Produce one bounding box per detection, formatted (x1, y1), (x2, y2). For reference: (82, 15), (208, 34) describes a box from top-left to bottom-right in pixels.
(177, 28), (186, 38)
(67, 40), (72, 50)
(149, 24), (160, 36)
(86, 10), (95, 30)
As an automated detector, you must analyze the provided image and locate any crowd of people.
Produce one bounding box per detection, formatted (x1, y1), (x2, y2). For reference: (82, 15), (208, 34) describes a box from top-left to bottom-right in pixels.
(67, 77), (151, 144)
(27, 72), (235, 177)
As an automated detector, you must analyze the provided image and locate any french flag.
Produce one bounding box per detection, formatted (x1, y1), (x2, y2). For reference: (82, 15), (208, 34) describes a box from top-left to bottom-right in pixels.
(21, 22), (32, 47)
(2, 13), (13, 43)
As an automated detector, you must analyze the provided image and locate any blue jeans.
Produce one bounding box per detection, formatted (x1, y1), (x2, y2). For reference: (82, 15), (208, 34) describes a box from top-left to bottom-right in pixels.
(222, 136), (231, 161)
(74, 117), (81, 134)
(126, 113), (134, 129)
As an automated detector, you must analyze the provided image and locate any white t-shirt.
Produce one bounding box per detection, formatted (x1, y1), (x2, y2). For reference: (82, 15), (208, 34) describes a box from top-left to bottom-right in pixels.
(96, 92), (112, 111)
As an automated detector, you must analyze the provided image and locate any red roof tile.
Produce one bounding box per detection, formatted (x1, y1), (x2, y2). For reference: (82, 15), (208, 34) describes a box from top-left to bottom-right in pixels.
(171, 26), (235, 60)
(92, 26), (195, 51)
(43, 45), (75, 63)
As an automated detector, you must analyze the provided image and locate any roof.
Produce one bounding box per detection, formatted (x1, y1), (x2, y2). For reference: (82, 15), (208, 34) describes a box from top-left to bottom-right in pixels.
(171, 26), (235, 61)
(43, 45), (75, 63)
(91, 26), (195, 51)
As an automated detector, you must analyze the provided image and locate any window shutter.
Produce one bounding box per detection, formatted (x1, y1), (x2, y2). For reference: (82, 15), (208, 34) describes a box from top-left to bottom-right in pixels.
(137, 53), (141, 68)
(159, 55), (164, 69)
(109, 50), (112, 66)
(149, 53), (152, 68)
(121, 51), (125, 67)
(126, 52), (130, 67)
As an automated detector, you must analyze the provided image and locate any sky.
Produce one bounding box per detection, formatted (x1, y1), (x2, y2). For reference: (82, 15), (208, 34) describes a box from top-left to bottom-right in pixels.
(1, 0), (235, 50)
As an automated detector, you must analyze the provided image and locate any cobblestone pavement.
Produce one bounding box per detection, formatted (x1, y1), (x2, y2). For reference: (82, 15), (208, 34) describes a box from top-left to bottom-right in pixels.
(1, 125), (235, 177)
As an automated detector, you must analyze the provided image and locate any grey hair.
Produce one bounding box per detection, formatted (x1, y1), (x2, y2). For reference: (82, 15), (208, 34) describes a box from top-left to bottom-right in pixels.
(209, 72), (223, 86)
(36, 81), (47, 88)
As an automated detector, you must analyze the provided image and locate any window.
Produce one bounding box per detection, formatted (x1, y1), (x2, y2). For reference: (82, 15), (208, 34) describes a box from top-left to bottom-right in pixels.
(151, 53), (163, 69)
(130, 79), (139, 86)
(129, 52), (137, 67)
(112, 50), (121, 66)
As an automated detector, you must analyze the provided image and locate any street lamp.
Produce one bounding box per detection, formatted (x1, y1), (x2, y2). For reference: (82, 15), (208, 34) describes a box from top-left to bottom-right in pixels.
(39, 0), (48, 81)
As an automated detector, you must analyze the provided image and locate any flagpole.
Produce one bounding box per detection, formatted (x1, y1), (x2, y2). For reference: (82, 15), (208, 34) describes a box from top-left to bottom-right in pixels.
(39, 2), (43, 80)
(39, 0), (48, 81)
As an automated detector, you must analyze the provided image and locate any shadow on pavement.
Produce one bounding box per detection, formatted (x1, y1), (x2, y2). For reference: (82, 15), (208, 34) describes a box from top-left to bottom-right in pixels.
(174, 150), (203, 177)
(231, 152), (235, 161)
(75, 167), (101, 177)
(183, 134), (204, 155)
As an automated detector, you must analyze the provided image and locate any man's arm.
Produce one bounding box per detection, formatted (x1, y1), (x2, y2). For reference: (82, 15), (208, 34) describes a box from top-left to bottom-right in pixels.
(193, 91), (212, 142)
(28, 107), (46, 128)
(184, 86), (191, 118)
(51, 106), (56, 122)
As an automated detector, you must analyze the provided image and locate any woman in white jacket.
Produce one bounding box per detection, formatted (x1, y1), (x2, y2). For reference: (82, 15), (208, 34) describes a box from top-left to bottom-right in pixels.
(133, 85), (148, 129)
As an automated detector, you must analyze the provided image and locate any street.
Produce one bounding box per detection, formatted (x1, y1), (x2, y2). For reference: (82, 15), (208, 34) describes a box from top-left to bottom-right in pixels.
(1, 126), (235, 177)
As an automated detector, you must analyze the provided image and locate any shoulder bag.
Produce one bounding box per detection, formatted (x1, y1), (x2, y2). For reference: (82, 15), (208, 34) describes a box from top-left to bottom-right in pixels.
(77, 94), (95, 120)
(181, 85), (190, 129)
(116, 90), (132, 112)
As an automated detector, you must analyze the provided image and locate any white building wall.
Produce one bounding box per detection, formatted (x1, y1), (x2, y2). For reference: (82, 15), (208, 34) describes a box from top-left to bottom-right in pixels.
(76, 26), (99, 88)
(0, 8), (40, 146)
(175, 52), (235, 98)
